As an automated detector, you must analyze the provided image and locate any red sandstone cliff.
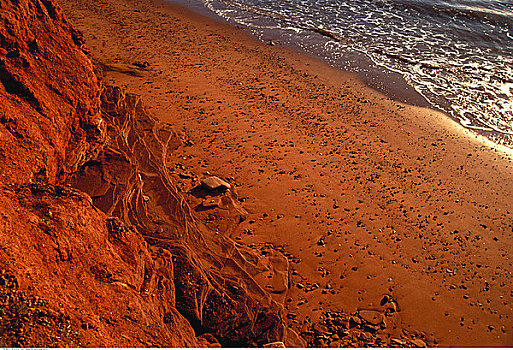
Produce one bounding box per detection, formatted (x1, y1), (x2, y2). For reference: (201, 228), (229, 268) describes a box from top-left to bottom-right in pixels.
(0, 0), (298, 346)
(0, 0), (104, 184)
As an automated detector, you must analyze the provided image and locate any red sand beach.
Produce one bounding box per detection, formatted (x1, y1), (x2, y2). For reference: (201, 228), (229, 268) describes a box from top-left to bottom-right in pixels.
(58, 0), (513, 346)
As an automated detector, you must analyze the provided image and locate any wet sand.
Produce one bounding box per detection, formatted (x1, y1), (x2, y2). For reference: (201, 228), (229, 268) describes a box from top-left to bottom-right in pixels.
(60, 0), (513, 346)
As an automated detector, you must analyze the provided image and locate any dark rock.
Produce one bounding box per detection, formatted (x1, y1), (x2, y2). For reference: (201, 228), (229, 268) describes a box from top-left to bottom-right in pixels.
(384, 301), (398, 313)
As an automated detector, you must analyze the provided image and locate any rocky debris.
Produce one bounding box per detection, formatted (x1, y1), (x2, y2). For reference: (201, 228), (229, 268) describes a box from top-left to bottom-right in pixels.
(179, 172), (194, 179)
(296, 281), (320, 293)
(0, 270), (80, 347)
(298, 310), (433, 347)
(201, 176), (231, 191)
(132, 61), (150, 69)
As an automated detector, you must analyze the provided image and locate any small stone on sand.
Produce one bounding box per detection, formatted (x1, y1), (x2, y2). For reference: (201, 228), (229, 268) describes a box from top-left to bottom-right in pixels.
(358, 310), (385, 326)
(391, 338), (406, 346)
(201, 176), (231, 190)
(263, 341), (285, 348)
(411, 339), (427, 347)
(202, 197), (222, 207)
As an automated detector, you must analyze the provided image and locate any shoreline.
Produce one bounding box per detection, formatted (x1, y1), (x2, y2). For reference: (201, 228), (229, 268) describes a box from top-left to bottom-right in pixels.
(59, 0), (513, 346)
(170, 0), (513, 149)
(169, 0), (435, 109)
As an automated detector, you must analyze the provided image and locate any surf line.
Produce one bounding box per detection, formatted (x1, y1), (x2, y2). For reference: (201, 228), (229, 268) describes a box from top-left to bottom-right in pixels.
(216, 0), (352, 44)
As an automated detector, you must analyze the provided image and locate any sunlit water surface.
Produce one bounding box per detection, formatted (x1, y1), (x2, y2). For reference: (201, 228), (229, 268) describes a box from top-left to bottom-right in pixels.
(192, 0), (513, 146)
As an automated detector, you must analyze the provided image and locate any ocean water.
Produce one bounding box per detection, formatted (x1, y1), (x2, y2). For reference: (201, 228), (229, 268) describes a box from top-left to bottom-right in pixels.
(186, 0), (513, 146)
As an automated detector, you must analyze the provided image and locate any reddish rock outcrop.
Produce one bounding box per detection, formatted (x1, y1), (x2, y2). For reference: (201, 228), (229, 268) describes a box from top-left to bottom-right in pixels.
(0, 0), (105, 185)
(0, 183), (201, 347)
(0, 0), (296, 347)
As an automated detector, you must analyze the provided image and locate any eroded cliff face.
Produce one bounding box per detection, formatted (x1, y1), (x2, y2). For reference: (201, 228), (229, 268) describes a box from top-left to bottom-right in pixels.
(0, 0), (295, 347)
(0, 184), (202, 347)
(0, 0), (105, 184)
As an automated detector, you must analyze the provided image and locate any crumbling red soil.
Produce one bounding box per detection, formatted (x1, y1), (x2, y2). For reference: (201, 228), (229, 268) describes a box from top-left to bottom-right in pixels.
(0, 0), (104, 185)
(0, 183), (202, 347)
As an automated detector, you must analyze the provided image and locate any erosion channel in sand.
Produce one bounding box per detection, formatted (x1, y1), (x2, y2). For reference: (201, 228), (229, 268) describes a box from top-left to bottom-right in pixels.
(60, 0), (513, 346)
